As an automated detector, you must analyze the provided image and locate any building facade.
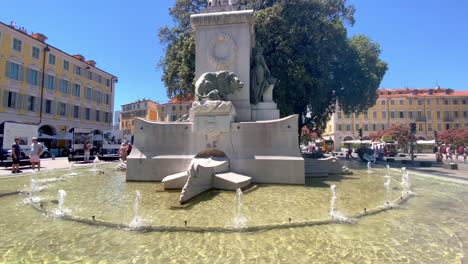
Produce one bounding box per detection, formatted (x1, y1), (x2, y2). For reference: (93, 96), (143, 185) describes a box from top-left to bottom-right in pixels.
(0, 22), (117, 140)
(156, 97), (193, 122)
(120, 99), (158, 139)
(323, 87), (468, 149)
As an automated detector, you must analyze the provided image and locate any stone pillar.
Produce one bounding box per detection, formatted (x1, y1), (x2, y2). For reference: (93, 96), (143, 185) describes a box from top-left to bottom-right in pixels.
(191, 10), (254, 121)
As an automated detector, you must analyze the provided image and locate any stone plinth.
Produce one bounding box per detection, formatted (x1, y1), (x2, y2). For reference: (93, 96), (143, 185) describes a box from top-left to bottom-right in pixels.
(191, 10), (254, 121)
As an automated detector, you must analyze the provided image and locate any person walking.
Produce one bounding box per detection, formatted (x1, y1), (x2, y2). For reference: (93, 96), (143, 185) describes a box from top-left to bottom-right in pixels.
(83, 140), (91, 163)
(29, 137), (42, 171)
(11, 137), (21, 173)
(119, 142), (128, 161)
(445, 144), (453, 162)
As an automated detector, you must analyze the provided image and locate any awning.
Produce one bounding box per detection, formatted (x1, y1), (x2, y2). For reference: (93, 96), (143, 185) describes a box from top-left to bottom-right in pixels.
(416, 140), (435, 145)
(38, 133), (56, 139)
(55, 132), (73, 140)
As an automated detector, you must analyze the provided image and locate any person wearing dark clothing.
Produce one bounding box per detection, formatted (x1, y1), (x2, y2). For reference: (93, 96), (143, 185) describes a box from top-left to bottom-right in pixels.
(127, 144), (132, 155)
(11, 137), (21, 173)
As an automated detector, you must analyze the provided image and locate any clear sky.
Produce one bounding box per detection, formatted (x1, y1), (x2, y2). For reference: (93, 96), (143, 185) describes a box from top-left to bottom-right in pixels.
(2, 0), (467, 112)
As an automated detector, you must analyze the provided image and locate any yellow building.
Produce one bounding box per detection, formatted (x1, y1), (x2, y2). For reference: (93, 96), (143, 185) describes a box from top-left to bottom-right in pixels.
(323, 87), (468, 149)
(156, 97), (193, 122)
(120, 99), (158, 140)
(0, 22), (117, 142)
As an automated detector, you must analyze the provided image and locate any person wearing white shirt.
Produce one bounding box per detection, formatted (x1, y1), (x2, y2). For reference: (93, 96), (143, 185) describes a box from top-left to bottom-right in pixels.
(30, 137), (42, 171)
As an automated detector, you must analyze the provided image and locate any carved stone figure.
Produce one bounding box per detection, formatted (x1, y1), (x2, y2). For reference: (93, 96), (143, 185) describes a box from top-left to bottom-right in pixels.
(250, 43), (276, 105)
(195, 71), (243, 101)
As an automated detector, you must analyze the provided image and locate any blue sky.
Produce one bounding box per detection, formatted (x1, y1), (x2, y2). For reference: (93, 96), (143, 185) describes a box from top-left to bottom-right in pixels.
(2, 0), (467, 112)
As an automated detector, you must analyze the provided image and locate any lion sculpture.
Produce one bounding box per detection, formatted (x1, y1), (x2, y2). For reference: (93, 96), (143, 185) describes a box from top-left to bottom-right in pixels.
(195, 71), (243, 101)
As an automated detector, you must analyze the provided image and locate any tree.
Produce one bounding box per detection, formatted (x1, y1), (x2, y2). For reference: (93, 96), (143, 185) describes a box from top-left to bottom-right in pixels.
(371, 125), (415, 151)
(158, 0), (387, 133)
(438, 128), (468, 147)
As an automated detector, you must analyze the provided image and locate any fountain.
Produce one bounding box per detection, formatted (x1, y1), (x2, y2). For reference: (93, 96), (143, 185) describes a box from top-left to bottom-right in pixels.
(129, 190), (142, 229)
(0, 3), (466, 262)
(401, 167), (412, 194)
(231, 188), (247, 228)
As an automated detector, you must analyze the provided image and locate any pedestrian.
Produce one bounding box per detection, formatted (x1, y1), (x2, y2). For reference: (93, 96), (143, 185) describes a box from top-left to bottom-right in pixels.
(29, 137), (42, 171)
(11, 137), (22, 173)
(445, 144), (453, 162)
(463, 145), (467, 164)
(119, 142), (128, 161)
(83, 140), (91, 162)
(127, 144), (132, 156)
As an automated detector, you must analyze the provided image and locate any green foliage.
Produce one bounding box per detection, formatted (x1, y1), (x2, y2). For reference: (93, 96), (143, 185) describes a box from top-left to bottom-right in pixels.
(158, 0), (387, 133)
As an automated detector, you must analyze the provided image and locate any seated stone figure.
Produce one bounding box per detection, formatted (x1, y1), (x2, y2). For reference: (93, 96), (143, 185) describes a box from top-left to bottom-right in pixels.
(195, 71), (243, 101)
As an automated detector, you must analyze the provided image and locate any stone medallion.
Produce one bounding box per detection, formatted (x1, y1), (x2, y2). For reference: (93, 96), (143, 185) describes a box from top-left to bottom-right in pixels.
(208, 33), (238, 70)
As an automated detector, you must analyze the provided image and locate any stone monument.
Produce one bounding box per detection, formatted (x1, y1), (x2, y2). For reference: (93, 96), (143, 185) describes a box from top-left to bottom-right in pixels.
(126, 1), (304, 203)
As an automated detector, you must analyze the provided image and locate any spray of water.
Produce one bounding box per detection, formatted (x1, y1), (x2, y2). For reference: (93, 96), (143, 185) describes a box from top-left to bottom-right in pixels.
(385, 164), (390, 178)
(401, 167), (412, 194)
(129, 190), (142, 228)
(232, 188), (247, 228)
(367, 161), (372, 169)
(329, 185), (349, 222)
(384, 178), (392, 206)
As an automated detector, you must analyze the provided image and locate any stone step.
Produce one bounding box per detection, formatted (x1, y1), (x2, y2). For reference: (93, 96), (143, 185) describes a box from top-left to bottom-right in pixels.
(214, 172), (251, 190)
(162, 171), (188, 190)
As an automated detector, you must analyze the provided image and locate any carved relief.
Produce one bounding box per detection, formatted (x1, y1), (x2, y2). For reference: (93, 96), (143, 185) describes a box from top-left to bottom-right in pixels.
(208, 33), (238, 70)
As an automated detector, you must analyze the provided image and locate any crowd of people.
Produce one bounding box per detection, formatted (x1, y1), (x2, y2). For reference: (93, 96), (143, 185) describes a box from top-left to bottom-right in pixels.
(434, 144), (467, 163)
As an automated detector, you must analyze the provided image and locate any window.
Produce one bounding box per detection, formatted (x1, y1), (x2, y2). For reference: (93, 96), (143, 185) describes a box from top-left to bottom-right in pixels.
(337, 124), (342, 131)
(428, 124), (432, 131)
(105, 94), (110, 105)
(346, 124), (351, 131)
(96, 110), (100, 121)
(73, 105), (80, 119)
(85, 87), (92, 99)
(453, 99), (458, 105)
(390, 111), (395, 119)
(436, 98), (440, 105)
(95, 91), (102, 104)
(408, 99), (413, 105)
(437, 111), (440, 119)
(381, 100), (386, 105)
(6, 61), (21, 81)
(408, 111), (413, 119)
(454, 111), (459, 118)
(389, 100), (394, 105)
(372, 124), (377, 131)
(464, 111), (468, 118)
(427, 111), (432, 119)
(179, 105), (182, 110)
(74, 65), (81, 75)
(399, 111), (405, 118)
(381, 111), (386, 119)
(7, 92), (17, 108)
(32, 47), (40, 59)
(444, 99), (449, 105)
(48, 54), (56, 65)
(104, 112), (110, 123)
(437, 123), (441, 131)
(59, 102), (66, 116)
(399, 100), (404, 105)
(418, 123), (423, 131)
(63, 60), (69, 71)
(106, 79), (110, 87)
(27, 68), (39, 85)
(187, 105), (190, 111)
(45, 100), (52, 114)
(463, 99), (467, 105)
(364, 112), (368, 119)
(27, 96), (35, 111)
(97, 75), (102, 83)
(60, 79), (69, 94)
(85, 108), (90, 120)
(13, 38), (22, 52)
(345, 113), (351, 119)
(46, 75), (55, 90)
(373, 111), (377, 119)
(171, 115), (177, 121)
(87, 71), (93, 80)
(364, 124), (369, 131)
(74, 84), (81, 97)
(172, 106), (176, 111)
(355, 124), (359, 131)
(417, 111), (423, 119)
(426, 99), (431, 105)
(417, 100), (422, 105)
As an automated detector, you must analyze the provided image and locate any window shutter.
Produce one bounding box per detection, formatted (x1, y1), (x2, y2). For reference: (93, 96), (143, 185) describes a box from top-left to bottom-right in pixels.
(37, 71), (43, 86)
(3, 91), (9, 107)
(19, 65), (24, 81)
(25, 68), (30, 84)
(17, 93), (23, 110)
(54, 77), (59, 91)
(5, 61), (10, 78)
(51, 101), (56, 114)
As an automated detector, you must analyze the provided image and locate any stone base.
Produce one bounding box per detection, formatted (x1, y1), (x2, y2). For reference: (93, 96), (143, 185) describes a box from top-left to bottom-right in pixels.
(304, 157), (353, 176)
(251, 102), (280, 121)
(214, 172), (251, 190)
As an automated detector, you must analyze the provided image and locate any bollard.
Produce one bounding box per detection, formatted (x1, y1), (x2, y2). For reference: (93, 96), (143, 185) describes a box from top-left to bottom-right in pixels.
(52, 155), (55, 160)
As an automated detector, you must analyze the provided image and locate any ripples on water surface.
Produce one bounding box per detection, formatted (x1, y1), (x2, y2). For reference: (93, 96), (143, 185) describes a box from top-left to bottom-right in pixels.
(0, 162), (466, 263)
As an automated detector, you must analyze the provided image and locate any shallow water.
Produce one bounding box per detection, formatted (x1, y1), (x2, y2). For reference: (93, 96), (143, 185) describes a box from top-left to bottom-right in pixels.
(0, 163), (466, 263)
